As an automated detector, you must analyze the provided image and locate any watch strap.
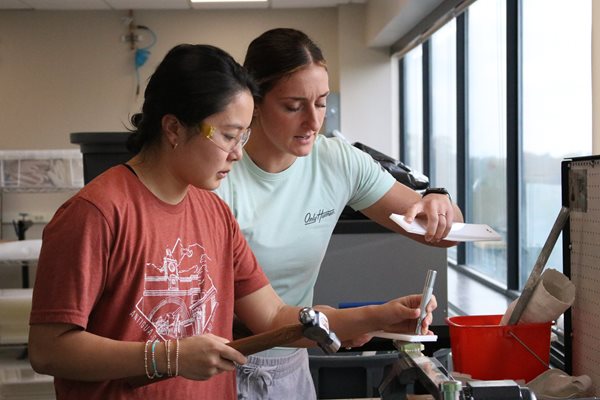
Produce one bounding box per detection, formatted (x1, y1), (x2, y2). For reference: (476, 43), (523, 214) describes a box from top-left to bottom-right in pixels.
(422, 187), (451, 202)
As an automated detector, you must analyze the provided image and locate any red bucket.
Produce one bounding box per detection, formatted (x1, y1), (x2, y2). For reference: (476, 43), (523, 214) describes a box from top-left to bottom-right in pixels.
(447, 314), (552, 382)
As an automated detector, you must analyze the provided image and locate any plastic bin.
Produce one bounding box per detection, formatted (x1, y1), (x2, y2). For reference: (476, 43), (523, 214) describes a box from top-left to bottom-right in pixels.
(70, 132), (134, 184)
(447, 314), (551, 382)
(0, 150), (83, 191)
(308, 350), (399, 399)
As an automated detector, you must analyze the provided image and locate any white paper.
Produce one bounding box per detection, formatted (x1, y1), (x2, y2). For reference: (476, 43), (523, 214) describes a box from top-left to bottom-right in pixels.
(389, 214), (502, 242)
(371, 330), (438, 342)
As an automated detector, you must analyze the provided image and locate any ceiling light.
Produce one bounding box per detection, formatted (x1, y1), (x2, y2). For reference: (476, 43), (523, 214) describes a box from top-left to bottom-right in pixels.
(191, 0), (267, 3)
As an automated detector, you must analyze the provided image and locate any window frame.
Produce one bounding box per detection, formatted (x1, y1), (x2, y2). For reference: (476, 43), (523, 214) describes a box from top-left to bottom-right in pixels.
(400, 0), (530, 294)
(397, 0), (591, 370)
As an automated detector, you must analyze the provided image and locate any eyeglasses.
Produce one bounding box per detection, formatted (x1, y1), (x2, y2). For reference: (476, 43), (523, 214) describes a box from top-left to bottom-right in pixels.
(200, 123), (251, 153)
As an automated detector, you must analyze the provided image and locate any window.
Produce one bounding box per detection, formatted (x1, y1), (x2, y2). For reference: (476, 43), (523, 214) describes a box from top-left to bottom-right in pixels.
(403, 45), (424, 173)
(465, 0), (507, 285)
(398, 0), (592, 294)
(430, 20), (458, 259)
(520, 0), (592, 286)
(430, 21), (457, 199)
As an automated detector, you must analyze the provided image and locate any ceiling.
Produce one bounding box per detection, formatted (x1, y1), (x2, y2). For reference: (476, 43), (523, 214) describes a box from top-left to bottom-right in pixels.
(0, 0), (366, 10)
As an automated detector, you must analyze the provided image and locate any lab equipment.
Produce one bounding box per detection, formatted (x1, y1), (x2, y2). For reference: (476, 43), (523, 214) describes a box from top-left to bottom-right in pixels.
(378, 340), (537, 400)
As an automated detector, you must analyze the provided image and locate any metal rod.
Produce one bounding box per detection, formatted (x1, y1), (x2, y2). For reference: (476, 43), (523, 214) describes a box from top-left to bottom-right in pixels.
(507, 206), (570, 325)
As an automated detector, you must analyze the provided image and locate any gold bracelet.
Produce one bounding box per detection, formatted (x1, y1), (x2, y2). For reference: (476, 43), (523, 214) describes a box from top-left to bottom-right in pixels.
(166, 339), (172, 377)
(175, 338), (180, 377)
(144, 340), (155, 379)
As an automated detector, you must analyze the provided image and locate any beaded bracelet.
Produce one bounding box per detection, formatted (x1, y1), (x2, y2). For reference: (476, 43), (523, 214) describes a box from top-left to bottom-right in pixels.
(151, 339), (163, 378)
(166, 339), (172, 377)
(175, 338), (180, 377)
(144, 340), (154, 379)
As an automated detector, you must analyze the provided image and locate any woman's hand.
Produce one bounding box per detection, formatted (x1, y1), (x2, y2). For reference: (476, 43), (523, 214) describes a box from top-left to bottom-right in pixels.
(178, 334), (247, 381)
(340, 333), (373, 349)
(381, 294), (437, 335)
(403, 193), (455, 243)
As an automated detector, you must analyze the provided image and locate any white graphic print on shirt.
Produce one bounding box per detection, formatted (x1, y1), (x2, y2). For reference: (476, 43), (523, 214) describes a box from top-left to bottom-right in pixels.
(130, 238), (219, 340)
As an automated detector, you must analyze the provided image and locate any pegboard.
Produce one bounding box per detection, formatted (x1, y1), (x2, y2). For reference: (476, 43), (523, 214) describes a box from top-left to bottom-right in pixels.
(562, 155), (600, 396)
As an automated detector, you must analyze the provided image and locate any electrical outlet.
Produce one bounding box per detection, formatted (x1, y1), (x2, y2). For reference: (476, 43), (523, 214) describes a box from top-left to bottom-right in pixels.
(1, 212), (53, 224)
(30, 214), (48, 223)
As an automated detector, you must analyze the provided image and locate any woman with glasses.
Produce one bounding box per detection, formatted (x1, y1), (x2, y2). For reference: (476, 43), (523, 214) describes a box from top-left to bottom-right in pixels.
(214, 28), (464, 399)
(28, 43), (437, 400)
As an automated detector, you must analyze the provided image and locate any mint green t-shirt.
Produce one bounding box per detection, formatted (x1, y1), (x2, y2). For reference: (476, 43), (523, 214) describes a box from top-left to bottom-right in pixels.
(215, 135), (395, 307)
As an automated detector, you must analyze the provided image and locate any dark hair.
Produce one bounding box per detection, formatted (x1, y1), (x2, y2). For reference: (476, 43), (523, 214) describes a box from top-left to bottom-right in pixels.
(243, 28), (326, 100)
(127, 44), (258, 153)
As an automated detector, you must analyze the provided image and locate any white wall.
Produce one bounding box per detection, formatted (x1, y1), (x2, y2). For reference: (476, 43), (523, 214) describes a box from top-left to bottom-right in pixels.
(338, 4), (398, 156)
(365, 0), (445, 47)
(0, 8), (340, 150)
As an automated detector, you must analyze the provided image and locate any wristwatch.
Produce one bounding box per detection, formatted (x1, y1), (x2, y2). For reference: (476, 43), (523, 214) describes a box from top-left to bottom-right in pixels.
(422, 187), (452, 202)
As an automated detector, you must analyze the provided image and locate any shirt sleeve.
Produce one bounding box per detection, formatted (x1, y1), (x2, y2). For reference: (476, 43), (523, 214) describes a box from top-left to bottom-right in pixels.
(29, 197), (111, 329)
(327, 138), (396, 211)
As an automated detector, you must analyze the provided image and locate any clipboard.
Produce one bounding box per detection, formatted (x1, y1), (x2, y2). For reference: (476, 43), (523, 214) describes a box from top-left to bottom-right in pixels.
(389, 214), (502, 242)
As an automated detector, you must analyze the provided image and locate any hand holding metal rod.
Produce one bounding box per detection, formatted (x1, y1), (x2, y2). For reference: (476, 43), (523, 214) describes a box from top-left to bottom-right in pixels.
(415, 269), (437, 334)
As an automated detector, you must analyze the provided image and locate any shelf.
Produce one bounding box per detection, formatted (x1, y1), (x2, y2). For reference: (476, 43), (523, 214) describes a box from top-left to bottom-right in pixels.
(0, 150), (83, 192)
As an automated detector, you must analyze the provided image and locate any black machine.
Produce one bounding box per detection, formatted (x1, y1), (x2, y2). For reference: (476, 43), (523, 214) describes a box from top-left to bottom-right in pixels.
(353, 142), (429, 191)
(378, 341), (536, 400)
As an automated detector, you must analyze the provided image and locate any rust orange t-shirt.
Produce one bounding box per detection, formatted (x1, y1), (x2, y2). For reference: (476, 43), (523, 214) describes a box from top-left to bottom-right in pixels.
(30, 165), (269, 400)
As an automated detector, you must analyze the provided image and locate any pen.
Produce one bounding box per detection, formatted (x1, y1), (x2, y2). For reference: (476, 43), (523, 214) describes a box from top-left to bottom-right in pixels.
(415, 269), (437, 334)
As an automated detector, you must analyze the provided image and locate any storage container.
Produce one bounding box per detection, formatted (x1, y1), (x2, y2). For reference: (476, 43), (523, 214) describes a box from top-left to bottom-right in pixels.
(447, 314), (551, 382)
(0, 150), (83, 191)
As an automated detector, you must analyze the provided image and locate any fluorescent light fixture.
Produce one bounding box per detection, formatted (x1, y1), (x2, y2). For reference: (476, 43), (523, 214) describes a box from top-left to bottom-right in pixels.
(191, 0), (267, 2)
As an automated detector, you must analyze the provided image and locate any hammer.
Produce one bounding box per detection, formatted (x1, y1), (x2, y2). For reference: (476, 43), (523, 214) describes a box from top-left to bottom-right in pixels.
(228, 307), (341, 355)
(128, 308), (339, 388)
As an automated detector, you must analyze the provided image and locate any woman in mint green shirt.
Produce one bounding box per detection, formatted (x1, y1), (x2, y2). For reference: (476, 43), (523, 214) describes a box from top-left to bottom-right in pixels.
(215, 28), (463, 400)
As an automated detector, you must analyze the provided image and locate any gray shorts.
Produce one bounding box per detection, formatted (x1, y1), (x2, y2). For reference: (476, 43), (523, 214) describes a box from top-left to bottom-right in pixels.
(236, 348), (316, 400)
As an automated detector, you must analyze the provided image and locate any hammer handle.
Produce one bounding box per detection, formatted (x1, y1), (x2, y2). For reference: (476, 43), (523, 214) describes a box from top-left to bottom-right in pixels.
(227, 324), (304, 356)
(128, 324), (304, 388)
